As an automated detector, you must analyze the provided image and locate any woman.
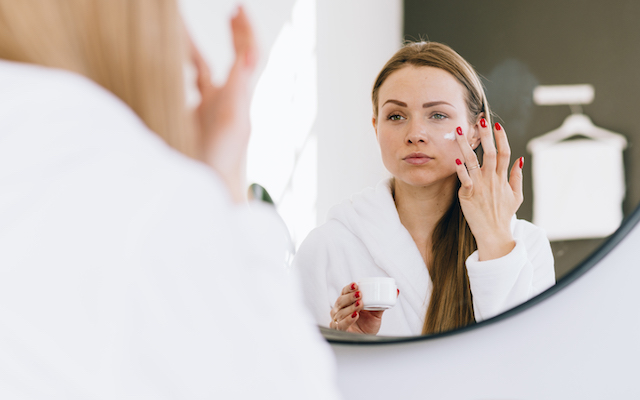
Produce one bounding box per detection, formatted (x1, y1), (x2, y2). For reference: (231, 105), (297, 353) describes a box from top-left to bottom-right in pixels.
(0, 1), (340, 398)
(294, 41), (555, 336)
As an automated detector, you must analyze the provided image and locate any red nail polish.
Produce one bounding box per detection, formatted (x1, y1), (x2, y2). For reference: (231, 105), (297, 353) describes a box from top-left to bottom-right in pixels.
(397, 288), (400, 295)
(355, 300), (361, 307)
(352, 312), (358, 318)
(456, 159), (462, 165)
(456, 126), (463, 135)
(355, 291), (360, 299)
(494, 122), (502, 131)
(350, 283), (356, 290)
(519, 156), (524, 169)
(480, 118), (487, 128)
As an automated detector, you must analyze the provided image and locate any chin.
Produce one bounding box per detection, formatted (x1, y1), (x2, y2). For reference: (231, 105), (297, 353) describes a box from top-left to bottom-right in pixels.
(393, 169), (457, 188)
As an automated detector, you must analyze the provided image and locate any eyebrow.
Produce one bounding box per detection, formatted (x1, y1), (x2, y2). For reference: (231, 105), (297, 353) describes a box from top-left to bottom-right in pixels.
(382, 99), (454, 108)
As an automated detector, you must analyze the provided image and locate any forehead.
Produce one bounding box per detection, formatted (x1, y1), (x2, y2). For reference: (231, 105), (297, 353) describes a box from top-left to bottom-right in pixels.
(378, 65), (466, 106)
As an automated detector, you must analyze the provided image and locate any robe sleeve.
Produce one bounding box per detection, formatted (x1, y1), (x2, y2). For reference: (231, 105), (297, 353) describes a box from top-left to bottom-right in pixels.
(465, 219), (556, 321)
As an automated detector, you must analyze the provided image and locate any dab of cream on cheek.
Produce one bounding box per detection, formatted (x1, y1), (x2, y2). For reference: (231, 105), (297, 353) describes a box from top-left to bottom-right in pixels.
(443, 129), (456, 141)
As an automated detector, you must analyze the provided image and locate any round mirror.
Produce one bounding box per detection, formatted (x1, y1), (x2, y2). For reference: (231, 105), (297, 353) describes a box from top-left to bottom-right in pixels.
(311, 0), (640, 342)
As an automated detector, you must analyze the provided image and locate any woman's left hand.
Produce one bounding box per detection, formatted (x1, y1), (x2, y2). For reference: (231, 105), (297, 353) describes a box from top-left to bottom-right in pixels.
(454, 120), (524, 261)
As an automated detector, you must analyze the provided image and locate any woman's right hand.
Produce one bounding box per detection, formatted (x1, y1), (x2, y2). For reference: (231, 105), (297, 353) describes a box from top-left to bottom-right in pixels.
(188, 6), (258, 203)
(330, 283), (384, 335)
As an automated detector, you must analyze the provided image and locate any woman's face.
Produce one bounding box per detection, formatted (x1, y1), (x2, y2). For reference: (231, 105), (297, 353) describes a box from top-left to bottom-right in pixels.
(374, 65), (480, 188)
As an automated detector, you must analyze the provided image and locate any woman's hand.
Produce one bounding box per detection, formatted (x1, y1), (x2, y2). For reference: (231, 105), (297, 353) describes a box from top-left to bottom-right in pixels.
(330, 282), (384, 335)
(189, 6), (258, 202)
(454, 120), (524, 261)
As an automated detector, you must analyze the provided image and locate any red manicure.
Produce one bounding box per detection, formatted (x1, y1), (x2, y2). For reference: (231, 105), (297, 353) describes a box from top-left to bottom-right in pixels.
(355, 300), (361, 307)
(494, 122), (502, 131)
(456, 159), (462, 165)
(350, 283), (356, 290)
(352, 312), (358, 318)
(354, 291), (361, 299)
(456, 126), (463, 135)
(519, 157), (524, 169)
(480, 118), (487, 128)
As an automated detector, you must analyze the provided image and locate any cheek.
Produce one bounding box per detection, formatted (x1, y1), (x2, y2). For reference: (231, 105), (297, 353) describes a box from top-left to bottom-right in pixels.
(439, 140), (464, 160)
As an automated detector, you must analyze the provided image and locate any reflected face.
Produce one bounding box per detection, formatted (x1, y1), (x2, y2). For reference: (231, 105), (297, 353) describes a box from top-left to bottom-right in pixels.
(374, 66), (479, 188)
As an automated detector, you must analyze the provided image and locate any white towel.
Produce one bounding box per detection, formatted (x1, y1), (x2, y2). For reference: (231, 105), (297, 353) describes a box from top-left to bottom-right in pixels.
(532, 138), (625, 241)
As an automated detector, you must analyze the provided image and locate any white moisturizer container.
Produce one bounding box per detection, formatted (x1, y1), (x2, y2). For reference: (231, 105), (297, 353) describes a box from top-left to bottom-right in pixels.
(357, 277), (397, 311)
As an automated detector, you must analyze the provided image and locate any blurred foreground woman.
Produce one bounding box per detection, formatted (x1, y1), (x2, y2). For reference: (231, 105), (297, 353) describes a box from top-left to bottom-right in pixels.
(0, 1), (341, 398)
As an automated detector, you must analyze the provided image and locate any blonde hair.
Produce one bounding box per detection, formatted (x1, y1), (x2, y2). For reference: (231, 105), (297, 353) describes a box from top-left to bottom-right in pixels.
(0, 0), (197, 158)
(373, 41), (490, 334)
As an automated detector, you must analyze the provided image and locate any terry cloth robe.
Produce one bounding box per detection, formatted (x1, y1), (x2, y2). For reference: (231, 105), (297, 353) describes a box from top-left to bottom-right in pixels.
(294, 179), (556, 336)
(0, 59), (342, 399)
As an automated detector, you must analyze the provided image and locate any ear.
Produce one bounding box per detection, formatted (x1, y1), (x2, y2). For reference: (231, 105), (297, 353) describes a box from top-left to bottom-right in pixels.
(469, 112), (484, 149)
(372, 116), (378, 139)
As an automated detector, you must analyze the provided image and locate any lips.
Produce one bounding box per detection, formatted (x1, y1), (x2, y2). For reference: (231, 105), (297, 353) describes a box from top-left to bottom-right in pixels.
(403, 153), (432, 165)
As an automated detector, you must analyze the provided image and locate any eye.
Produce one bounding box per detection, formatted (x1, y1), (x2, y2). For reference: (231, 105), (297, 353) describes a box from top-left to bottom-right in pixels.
(431, 113), (447, 120)
(387, 113), (405, 121)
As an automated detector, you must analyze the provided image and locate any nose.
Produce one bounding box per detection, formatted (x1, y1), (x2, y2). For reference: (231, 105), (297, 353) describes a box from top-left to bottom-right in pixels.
(406, 119), (429, 145)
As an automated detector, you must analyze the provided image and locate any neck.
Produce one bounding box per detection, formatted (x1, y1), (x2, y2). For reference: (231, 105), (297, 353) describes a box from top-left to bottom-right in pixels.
(393, 176), (458, 261)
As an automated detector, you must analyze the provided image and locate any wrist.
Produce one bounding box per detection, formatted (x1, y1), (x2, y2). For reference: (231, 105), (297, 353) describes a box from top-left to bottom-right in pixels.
(476, 233), (515, 262)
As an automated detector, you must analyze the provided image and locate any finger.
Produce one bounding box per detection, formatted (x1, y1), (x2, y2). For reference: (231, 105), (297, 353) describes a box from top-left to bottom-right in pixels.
(333, 290), (361, 313)
(333, 310), (359, 331)
(455, 126), (481, 175)
(186, 32), (214, 94)
(509, 156), (524, 206)
(333, 298), (364, 326)
(494, 122), (512, 178)
(230, 5), (257, 70)
(478, 119), (497, 172)
(340, 282), (358, 296)
(455, 158), (474, 199)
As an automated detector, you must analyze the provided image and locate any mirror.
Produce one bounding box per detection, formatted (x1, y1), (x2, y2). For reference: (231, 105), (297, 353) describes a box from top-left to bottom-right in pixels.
(182, 0), (640, 341)
(303, 0), (640, 341)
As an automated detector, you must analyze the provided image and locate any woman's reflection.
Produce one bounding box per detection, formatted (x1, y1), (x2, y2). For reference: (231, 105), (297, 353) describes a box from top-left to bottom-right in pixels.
(294, 41), (555, 336)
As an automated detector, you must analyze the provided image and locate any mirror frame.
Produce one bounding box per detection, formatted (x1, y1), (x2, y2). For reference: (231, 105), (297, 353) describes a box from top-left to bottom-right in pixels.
(322, 203), (640, 345)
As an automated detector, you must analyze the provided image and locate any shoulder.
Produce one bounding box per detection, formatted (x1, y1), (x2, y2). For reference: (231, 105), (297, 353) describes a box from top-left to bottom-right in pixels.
(296, 219), (360, 259)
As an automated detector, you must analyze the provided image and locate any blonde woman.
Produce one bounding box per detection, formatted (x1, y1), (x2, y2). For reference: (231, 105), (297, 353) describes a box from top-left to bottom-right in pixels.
(294, 41), (555, 336)
(0, 1), (340, 398)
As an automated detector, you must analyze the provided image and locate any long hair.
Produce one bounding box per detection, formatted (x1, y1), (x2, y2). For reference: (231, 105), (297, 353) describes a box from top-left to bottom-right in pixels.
(372, 41), (491, 334)
(0, 0), (197, 158)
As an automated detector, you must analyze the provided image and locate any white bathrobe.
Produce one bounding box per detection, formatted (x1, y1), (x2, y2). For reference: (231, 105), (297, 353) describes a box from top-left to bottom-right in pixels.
(294, 179), (556, 336)
(0, 60), (341, 399)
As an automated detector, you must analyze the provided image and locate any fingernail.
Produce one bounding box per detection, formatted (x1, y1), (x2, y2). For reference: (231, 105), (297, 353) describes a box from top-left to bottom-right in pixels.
(519, 156), (524, 169)
(350, 283), (356, 290)
(351, 312), (358, 318)
(456, 126), (463, 135)
(355, 291), (360, 299)
(355, 300), (361, 307)
(480, 118), (487, 128)
(494, 122), (502, 131)
(456, 159), (462, 165)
